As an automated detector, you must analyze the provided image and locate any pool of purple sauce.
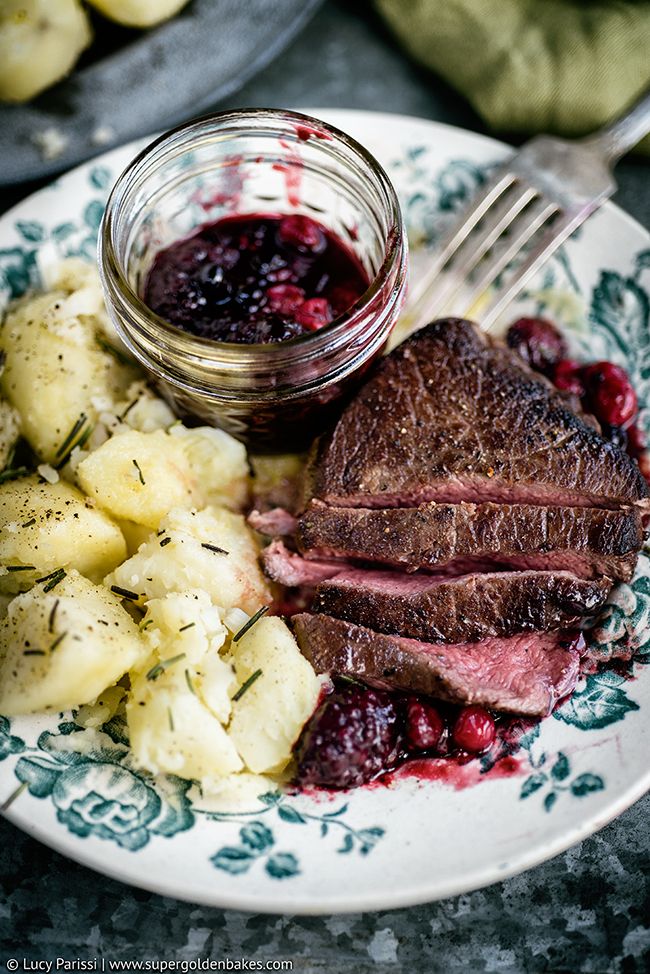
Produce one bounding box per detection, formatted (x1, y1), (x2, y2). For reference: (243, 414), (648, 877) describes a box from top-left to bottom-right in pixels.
(143, 213), (370, 344)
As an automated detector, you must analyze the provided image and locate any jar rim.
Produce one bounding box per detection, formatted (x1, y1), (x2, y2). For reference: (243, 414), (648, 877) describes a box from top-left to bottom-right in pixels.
(99, 107), (406, 368)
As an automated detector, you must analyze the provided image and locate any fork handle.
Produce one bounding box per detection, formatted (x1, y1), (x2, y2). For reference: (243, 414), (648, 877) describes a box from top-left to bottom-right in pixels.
(580, 89), (650, 164)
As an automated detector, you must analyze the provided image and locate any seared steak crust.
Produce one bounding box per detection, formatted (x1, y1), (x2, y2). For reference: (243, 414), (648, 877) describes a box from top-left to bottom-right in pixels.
(293, 613), (581, 716)
(297, 500), (643, 581)
(307, 319), (649, 509)
(314, 568), (610, 644)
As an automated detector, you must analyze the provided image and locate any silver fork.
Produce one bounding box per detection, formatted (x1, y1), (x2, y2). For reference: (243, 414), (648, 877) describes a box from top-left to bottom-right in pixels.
(407, 90), (650, 333)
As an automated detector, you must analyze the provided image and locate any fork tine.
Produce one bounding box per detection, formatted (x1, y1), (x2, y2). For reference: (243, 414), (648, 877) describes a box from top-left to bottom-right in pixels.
(407, 170), (517, 308)
(411, 184), (539, 326)
(455, 198), (560, 318)
(480, 206), (592, 332)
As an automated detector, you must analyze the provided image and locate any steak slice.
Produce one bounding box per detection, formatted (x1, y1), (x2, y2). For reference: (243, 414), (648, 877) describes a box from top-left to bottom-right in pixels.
(307, 318), (649, 510)
(264, 539), (341, 587)
(293, 613), (581, 717)
(296, 500), (643, 582)
(314, 568), (610, 643)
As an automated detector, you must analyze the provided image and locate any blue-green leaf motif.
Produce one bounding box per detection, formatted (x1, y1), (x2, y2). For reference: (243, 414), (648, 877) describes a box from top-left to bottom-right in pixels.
(277, 804), (307, 824)
(52, 222), (77, 242)
(15, 756), (61, 797)
(571, 774), (605, 797)
(338, 833), (354, 854)
(83, 201), (104, 233)
(15, 220), (45, 243)
(265, 852), (300, 879)
(551, 753), (570, 781)
(211, 846), (255, 875)
(0, 716), (25, 760)
(0, 247), (38, 301)
(588, 271), (650, 396)
(240, 821), (274, 852)
(544, 792), (557, 813)
(357, 827), (385, 855)
(554, 671), (639, 730)
(520, 773), (547, 799)
(89, 166), (111, 190)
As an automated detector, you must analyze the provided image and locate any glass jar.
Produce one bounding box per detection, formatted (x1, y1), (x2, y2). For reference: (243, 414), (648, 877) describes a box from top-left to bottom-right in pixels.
(99, 108), (408, 450)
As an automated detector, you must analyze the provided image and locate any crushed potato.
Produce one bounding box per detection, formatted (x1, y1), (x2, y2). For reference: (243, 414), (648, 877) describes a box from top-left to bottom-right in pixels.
(0, 261), (320, 804)
(0, 569), (147, 715)
(0, 475), (127, 592)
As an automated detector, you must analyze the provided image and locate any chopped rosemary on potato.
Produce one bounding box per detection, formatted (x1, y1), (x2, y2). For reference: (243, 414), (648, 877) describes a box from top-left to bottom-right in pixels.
(232, 668), (263, 701)
(55, 413), (87, 459)
(132, 459), (145, 485)
(120, 399), (138, 421)
(110, 585), (141, 602)
(201, 543), (229, 555)
(168, 708), (175, 732)
(232, 605), (269, 643)
(55, 415), (93, 470)
(21, 518), (36, 528)
(36, 568), (66, 592)
(139, 618), (154, 631)
(6, 565), (35, 572)
(179, 622), (195, 632)
(48, 600), (59, 633)
(146, 653), (186, 681)
(24, 649), (45, 656)
(159, 537), (172, 548)
(184, 669), (196, 695)
(50, 631), (67, 652)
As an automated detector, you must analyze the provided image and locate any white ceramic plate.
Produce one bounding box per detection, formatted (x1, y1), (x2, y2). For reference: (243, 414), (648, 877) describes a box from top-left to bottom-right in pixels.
(0, 110), (649, 914)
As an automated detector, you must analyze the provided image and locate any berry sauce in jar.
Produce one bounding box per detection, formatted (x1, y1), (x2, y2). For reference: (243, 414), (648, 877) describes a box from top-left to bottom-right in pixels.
(143, 213), (370, 344)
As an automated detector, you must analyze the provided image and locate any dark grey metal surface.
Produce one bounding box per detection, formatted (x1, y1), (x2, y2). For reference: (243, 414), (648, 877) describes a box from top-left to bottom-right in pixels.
(0, 0), (323, 185)
(0, 1), (648, 969)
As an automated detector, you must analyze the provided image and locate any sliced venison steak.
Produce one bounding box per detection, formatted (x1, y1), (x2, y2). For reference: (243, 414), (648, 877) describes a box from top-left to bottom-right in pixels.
(293, 613), (581, 717)
(307, 318), (649, 510)
(313, 567), (610, 644)
(296, 500), (643, 581)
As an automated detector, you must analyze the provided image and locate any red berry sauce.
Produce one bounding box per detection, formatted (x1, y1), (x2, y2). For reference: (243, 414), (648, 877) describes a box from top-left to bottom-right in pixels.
(143, 213), (369, 344)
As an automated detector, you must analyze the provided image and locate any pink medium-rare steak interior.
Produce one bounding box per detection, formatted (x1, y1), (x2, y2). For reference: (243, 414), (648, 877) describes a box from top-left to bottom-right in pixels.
(293, 613), (582, 716)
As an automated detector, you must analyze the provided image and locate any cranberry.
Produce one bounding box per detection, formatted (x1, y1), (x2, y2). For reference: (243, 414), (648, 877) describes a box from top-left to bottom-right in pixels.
(278, 215), (326, 254)
(626, 422), (646, 458)
(266, 284), (305, 315)
(295, 684), (401, 788)
(295, 298), (332, 330)
(452, 706), (496, 753)
(405, 698), (444, 751)
(553, 359), (586, 397)
(506, 317), (567, 374)
(582, 362), (637, 427)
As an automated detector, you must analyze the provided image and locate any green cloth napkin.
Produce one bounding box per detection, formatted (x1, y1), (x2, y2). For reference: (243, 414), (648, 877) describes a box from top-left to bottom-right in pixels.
(376, 0), (650, 154)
